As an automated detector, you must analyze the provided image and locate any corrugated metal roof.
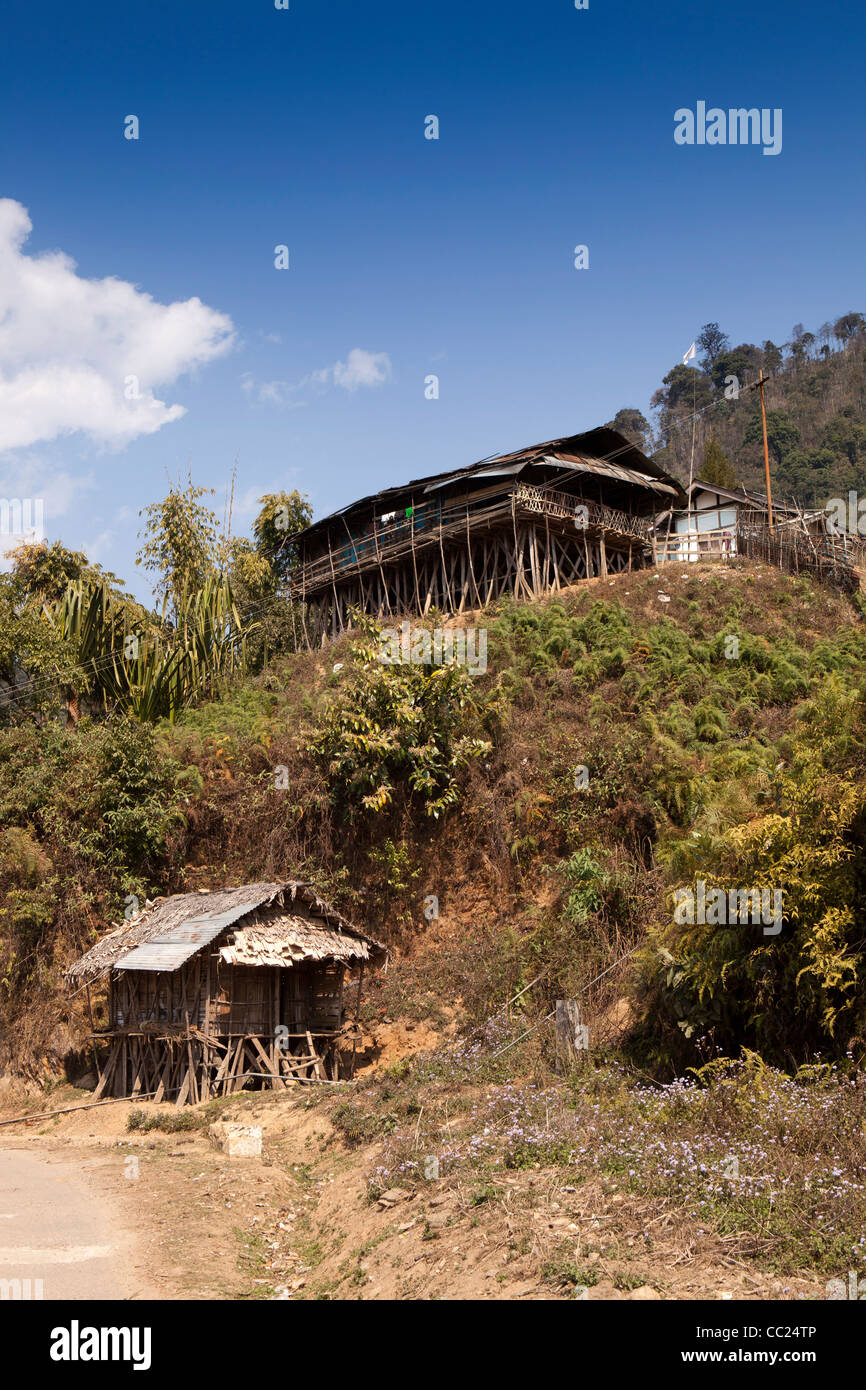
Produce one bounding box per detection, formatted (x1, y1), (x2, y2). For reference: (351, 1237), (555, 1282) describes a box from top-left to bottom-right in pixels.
(291, 426), (685, 541)
(422, 462), (525, 492)
(68, 881), (386, 982)
(543, 455), (679, 496)
(115, 904), (259, 973)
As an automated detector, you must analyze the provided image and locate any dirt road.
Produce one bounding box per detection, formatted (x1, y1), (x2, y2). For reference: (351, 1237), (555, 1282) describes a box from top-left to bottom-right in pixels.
(0, 1146), (151, 1301)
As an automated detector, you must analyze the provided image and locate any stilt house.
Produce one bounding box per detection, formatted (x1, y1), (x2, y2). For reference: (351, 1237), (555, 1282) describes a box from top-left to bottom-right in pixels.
(290, 426), (684, 642)
(67, 882), (386, 1104)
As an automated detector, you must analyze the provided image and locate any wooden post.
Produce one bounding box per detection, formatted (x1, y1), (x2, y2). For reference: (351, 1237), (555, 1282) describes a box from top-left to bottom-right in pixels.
(372, 512), (391, 616)
(349, 962), (365, 1079)
(326, 536), (340, 636)
(466, 506), (482, 609)
(555, 999), (585, 1073)
(409, 502), (423, 614)
(757, 369), (775, 532)
(340, 514), (368, 617)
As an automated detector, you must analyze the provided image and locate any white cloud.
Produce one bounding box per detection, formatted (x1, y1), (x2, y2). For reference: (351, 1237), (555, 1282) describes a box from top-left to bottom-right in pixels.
(0, 452), (95, 524)
(81, 529), (115, 566)
(242, 347), (391, 406)
(332, 348), (392, 391)
(0, 199), (235, 453)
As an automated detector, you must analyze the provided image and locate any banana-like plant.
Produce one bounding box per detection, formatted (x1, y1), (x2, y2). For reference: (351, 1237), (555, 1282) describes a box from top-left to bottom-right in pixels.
(44, 573), (253, 722)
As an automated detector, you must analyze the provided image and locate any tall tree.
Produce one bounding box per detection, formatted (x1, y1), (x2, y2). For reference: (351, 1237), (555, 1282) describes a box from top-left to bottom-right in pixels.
(606, 408), (653, 455)
(762, 340), (783, 372)
(252, 491), (313, 585)
(8, 540), (123, 606)
(701, 437), (738, 489)
(697, 322), (729, 372)
(833, 312), (866, 345)
(744, 409), (801, 468)
(710, 344), (761, 394)
(136, 472), (220, 621)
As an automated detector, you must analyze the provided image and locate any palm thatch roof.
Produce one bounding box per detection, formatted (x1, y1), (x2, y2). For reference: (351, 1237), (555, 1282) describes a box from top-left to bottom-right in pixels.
(218, 912), (372, 967)
(67, 881), (384, 983)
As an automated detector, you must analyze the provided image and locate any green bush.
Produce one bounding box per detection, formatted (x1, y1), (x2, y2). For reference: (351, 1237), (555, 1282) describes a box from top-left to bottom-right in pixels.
(309, 615), (501, 820)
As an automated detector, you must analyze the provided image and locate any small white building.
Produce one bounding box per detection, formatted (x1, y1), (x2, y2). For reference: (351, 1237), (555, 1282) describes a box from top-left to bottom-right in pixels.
(655, 480), (812, 563)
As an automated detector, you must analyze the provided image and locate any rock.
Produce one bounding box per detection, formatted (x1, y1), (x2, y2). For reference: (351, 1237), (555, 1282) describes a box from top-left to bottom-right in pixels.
(426, 1212), (449, 1230)
(208, 1122), (262, 1159)
(73, 1071), (98, 1091)
(376, 1187), (412, 1208)
(629, 1285), (661, 1300)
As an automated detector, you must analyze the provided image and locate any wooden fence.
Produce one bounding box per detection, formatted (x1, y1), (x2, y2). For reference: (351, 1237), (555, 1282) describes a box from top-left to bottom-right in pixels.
(736, 520), (859, 594)
(655, 514), (859, 595)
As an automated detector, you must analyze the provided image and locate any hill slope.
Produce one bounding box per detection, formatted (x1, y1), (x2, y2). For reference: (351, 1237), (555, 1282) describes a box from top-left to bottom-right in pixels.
(2, 558), (865, 1079)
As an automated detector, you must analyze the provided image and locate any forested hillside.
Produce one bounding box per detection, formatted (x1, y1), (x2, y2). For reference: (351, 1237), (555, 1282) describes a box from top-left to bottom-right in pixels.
(607, 311), (866, 507)
(4, 469), (866, 1298)
(2, 553), (865, 1080)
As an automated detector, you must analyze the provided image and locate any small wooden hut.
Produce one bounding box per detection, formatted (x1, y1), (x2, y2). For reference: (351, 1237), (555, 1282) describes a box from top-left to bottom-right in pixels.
(67, 881), (386, 1104)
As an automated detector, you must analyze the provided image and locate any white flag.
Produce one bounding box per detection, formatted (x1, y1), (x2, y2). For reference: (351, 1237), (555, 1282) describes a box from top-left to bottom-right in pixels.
(683, 341), (696, 364)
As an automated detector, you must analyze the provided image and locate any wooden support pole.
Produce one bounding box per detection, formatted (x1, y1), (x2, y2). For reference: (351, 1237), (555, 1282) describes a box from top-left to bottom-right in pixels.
(408, 502), (421, 614)
(326, 536), (340, 637)
(466, 507), (482, 609)
(757, 369), (775, 532)
(555, 999), (585, 1073)
(350, 962), (365, 1079)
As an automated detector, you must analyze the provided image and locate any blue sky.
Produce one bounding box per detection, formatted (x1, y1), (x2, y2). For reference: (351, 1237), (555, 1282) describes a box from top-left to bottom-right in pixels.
(0, 0), (863, 597)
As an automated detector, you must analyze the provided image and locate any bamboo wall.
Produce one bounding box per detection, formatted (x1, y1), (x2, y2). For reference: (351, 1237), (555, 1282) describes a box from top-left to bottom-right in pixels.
(95, 957), (352, 1104)
(298, 497), (646, 645)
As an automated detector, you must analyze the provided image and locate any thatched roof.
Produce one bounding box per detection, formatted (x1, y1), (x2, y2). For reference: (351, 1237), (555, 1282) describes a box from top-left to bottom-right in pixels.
(219, 912), (372, 967)
(67, 881), (384, 983)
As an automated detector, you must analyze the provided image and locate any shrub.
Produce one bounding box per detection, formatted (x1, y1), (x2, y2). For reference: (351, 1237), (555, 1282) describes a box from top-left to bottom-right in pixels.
(309, 614), (501, 820)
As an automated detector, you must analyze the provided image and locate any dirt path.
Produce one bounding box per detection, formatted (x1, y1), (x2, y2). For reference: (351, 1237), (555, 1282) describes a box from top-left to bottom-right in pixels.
(0, 1145), (156, 1301)
(0, 1083), (834, 1303)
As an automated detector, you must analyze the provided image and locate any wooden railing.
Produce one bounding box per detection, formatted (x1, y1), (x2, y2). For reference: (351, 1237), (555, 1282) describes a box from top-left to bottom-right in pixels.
(512, 483), (654, 541)
(653, 526), (737, 564)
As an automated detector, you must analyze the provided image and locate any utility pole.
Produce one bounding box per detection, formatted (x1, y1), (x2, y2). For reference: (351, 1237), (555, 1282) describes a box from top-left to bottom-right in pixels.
(755, 369), (774, 532)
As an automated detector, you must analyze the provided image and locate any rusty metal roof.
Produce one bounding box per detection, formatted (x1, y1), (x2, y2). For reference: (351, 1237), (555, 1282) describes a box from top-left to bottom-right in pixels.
(292, 426), (684, 541)
(541, 454), (679, 496)
(115, 905), (257, 973)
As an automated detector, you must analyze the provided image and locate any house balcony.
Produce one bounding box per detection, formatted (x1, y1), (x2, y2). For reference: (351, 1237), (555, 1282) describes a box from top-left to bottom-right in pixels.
(290, 483), (654, 600)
